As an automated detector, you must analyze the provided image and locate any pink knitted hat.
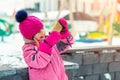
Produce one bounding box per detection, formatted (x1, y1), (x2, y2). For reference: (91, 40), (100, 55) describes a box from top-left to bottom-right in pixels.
(15, 10), (43, 40)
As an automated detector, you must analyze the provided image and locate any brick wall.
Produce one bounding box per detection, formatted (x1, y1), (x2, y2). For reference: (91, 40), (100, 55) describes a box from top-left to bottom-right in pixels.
(0, 61), (78, 80)
(62, 48), (120, 80)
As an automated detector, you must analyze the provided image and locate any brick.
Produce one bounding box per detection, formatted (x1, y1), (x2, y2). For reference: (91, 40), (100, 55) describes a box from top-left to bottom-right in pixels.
(115, 52), (120, 61)
(16, 68), (28, 75)
(66, 69), (76, 80)
(20, 74), (29, 80)
(75, 65), (92, 76)
(74, 76), (85, 80)
(83, 54), (99, 65)
(84, 74), (99, 80)
(16, 68), (29, 80)
(115, 72), (120, 80)
(109, 62), (120, 72)
(62, 53), (82, 65)
(0, 72), (29, 80)
(0, 75), (23, 80)
(0, 65), (16, 78)
(100, 73), (115, 80)
(64, 61), (79, 70)
(100, 53), (114, 63)
(93, 63), (108, 74)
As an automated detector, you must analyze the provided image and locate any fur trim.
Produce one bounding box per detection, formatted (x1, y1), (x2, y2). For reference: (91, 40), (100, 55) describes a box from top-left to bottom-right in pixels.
(23, 38), (35, 44)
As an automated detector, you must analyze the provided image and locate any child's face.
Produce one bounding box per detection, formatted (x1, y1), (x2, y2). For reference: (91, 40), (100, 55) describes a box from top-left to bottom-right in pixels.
(34, 28), (46, 42)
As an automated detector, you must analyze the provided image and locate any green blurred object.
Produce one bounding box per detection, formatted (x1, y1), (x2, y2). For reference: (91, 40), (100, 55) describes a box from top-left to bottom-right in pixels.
(68, 24), (71, 29)
(79, 32), (88, 39)
(113, 22), (120, 34)
(0, 19), (14, 41)
(45, 24), (51, 29)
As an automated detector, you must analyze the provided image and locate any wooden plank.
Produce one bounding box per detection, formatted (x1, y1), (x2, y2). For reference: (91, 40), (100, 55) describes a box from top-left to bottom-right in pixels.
(108, 0), (117, 45)
(66, 45), (120, 53)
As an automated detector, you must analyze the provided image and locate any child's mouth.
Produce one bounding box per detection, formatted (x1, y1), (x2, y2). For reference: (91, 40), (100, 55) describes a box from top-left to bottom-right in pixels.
(40, 36), (45, 40)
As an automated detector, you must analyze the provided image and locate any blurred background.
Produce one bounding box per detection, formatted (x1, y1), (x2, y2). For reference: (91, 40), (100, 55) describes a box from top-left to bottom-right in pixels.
(1, 0), (120, 53)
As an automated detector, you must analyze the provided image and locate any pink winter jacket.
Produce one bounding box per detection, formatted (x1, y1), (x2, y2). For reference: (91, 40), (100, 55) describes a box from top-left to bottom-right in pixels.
(22, 35), (74, 80)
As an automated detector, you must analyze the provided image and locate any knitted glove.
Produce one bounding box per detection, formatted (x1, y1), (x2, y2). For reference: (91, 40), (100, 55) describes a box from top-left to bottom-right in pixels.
(58, 18), (70, 39)
(38, 31), (61, 54)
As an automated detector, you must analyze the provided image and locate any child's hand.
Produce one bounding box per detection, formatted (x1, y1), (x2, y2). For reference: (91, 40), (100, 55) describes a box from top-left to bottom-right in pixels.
(58, 18), (70, 39)
(46, 31), (61, 46)
(38, 31), (61, 54)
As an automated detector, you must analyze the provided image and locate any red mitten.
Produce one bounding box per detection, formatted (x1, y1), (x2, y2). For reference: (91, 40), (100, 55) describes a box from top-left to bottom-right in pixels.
(38, 31), (61, 54)
(58, 18), (70, 39)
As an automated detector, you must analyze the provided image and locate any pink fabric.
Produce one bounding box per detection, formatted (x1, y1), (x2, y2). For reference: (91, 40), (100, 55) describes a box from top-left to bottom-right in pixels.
(60, 30), (70, 39)
(38, 31), (61, 54)
(45, 31), (61, 46)
(58, 18), (68, 31)
(38, 41), (52, 54)
(22, 35), (74, 80)
(19, 16), (43, 40)
(58, 18), (70, 39)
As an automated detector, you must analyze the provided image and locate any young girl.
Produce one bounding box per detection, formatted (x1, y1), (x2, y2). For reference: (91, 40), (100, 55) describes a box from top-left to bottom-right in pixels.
(15, 10), (74, 80)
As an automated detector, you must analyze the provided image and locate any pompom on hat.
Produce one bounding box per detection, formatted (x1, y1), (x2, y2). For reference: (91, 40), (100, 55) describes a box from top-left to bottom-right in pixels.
(15, 10), (44, 40)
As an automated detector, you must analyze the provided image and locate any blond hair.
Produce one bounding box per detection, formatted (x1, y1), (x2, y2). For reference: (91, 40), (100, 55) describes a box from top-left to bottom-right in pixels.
(23, 37), (35, 44)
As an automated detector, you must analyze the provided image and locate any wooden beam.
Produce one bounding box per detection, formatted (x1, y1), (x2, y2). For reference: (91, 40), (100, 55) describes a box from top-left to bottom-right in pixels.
(108, 0), (117, 45)
(65, 45), (120, 53)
